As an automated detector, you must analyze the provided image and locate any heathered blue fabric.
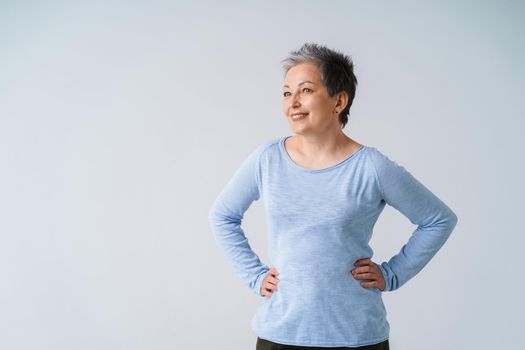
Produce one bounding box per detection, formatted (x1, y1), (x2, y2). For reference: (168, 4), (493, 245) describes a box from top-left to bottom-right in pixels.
(208, 135), (458, 347)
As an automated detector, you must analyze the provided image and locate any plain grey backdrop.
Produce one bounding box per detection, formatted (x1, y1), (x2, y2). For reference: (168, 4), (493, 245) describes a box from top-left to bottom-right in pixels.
(1, 1), (523, 349)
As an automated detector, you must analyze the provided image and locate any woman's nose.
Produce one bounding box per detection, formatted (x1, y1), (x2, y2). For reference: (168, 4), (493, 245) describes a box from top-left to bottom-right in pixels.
(291, 94), (301, 107)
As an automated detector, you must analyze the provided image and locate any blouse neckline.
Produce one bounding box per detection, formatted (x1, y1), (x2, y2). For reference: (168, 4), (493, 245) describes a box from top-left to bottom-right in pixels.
(279, 135), (366, 173)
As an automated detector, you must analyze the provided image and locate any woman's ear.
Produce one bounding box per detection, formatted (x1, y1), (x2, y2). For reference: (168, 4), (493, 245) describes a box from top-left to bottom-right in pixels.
(335, 91), (349, 112)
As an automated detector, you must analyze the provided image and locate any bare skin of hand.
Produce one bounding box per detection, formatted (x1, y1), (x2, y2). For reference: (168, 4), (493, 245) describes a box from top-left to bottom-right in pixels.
(260, 267), (280, 297)
(352, 258), (386, 291)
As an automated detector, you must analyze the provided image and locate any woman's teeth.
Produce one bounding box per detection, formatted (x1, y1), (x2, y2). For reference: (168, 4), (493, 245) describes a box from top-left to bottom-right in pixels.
(292, 113), (307, 120)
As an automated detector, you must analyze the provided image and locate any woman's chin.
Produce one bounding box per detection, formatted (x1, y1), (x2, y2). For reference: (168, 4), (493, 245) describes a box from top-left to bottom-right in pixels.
(289, 120), (309, 130)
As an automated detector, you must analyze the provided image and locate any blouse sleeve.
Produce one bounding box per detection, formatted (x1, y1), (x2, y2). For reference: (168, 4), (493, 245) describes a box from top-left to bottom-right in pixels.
(368, 148), (458, 292)
(208, 143), (270, 298)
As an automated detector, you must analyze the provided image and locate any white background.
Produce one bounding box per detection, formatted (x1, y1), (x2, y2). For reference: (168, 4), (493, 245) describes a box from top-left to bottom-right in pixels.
(1, 1), (523, 349)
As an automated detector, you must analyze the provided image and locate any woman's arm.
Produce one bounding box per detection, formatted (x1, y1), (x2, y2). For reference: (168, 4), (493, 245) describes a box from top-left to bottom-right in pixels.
(208, 143), (270, 298)
(368, 148), (458, 292)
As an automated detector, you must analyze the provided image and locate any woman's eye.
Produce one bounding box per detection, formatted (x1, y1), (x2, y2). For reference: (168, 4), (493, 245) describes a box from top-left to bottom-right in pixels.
(283, 88), (311, 97)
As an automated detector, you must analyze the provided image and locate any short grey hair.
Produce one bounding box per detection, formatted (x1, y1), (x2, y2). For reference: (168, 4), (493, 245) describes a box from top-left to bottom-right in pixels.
(281, 42), (358, 129)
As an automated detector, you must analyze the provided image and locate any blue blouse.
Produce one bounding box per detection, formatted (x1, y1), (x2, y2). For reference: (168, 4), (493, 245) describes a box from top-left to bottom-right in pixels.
(208, 136), (458, 347)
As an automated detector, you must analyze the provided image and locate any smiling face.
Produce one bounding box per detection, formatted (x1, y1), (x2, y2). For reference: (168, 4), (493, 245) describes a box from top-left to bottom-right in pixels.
(282, 63), (341, 135)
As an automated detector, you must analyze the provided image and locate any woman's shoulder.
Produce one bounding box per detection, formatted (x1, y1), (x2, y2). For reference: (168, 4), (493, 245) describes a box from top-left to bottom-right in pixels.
(252, 136), (282, 155)
(360, 144), (410, 178)
(242, 137), (282, 166)
(362, 144), (399, 164)
(261, 136), (282, 149)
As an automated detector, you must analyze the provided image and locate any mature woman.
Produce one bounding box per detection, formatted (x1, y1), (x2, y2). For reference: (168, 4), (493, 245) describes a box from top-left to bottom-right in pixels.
(208, 43), (458, 350)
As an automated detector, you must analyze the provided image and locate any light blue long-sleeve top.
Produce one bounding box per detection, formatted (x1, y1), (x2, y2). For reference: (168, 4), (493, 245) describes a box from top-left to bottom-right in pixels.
(208, 135), (458, 347)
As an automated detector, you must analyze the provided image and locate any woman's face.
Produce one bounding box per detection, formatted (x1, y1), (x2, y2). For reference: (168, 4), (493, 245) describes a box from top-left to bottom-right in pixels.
(282, 63), (340, 135)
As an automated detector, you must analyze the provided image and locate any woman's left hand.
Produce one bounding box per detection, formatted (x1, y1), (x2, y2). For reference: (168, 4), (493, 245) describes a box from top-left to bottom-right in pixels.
(352, 258), (386, 291)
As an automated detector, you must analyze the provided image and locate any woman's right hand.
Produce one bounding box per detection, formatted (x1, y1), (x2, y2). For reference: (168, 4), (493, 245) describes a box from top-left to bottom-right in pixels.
(260, 267), (280, 297)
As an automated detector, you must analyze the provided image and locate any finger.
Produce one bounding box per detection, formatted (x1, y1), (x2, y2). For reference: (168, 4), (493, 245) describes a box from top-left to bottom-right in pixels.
(264, 281), (278, 291)
(360, 281), (378, 288)
(262, 282), (275, 292)
(354, 265), (379, 273)
(269, 267), (279, 276)
(263, 280), (278, 291)
(354, 258), (372, 266)
(261, 288), (273, 297)
(264, 274), (280, 285)
(352, 265), (374, 274)
(268, 275), (280, 284)
(265, 281), (277, 289)
(353, 259), (365, 266)
(353, 272), (376, 280)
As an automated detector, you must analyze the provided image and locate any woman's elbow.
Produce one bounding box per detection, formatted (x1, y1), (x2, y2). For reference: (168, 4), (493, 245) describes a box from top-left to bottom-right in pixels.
(208, 201), (222, 227)
(445, 208), (458, 232)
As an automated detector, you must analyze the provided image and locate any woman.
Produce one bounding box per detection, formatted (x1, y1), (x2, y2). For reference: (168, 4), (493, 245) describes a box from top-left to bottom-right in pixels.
(208, 43), (458, 350)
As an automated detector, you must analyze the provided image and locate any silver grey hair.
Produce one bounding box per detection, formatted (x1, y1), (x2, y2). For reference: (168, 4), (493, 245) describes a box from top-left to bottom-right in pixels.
(281, 42), (358, 129)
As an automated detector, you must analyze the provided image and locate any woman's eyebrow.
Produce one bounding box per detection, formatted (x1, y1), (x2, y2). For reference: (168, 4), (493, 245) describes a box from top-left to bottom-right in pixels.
(283, 80), (316, 88)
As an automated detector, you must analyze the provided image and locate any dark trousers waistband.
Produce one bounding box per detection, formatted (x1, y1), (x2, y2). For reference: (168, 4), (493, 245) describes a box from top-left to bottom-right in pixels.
(256, 337), (389, 350)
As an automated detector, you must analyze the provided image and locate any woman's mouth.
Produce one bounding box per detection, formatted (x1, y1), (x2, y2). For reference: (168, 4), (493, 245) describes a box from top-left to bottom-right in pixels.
(291, 113), (308, 120)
